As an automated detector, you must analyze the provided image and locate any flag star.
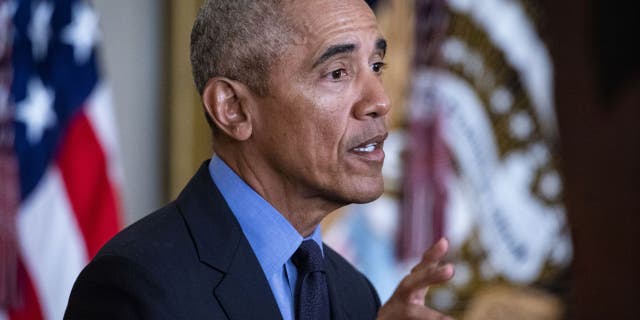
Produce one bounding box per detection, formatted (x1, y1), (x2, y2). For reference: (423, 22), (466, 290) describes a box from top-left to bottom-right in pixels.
(62, 2), (100, 64)
(28, 0), (54, 61)
(16, 78), (57, 144)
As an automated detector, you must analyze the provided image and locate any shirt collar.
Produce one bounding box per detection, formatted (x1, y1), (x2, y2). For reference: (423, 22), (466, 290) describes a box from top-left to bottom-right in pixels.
(208, 156), (323, 279)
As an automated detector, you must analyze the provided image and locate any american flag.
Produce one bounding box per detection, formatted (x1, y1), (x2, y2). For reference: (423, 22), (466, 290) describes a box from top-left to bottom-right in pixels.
(0, 0), (122, 319)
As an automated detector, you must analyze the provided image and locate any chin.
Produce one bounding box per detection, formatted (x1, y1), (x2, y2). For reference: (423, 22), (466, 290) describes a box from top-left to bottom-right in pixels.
(349, 192), (383, 204)
(336, 178), (385, 205)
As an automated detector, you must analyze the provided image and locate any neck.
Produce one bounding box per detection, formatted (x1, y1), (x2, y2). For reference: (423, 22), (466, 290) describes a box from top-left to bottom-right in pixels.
(215, 149), (341, 237)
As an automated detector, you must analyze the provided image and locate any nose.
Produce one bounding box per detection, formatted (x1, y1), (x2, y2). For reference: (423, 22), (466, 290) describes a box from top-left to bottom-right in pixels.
(353, 74), (391, 120)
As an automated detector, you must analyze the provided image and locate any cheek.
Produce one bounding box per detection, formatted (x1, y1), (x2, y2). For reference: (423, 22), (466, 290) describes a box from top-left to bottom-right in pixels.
(311, 90), (352, 132)
(310, 104), (351, 155)
(275, 84), (354, 166)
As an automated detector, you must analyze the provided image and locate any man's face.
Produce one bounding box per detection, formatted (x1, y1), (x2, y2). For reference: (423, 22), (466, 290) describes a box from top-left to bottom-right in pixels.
(248, 0), (390, 206)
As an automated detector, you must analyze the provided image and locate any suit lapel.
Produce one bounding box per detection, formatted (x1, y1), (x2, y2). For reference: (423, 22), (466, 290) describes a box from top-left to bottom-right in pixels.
(176, 162), (282, 320)
(214, 240), (283, 320)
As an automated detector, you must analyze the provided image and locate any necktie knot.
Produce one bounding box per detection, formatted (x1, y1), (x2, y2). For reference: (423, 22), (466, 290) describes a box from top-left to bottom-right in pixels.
(292, 240), (325, 274)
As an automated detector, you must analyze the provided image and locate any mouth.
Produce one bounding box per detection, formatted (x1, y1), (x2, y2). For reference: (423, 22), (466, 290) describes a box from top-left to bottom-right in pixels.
(353, 143), (379, 153)
(349, 133), (388, 159)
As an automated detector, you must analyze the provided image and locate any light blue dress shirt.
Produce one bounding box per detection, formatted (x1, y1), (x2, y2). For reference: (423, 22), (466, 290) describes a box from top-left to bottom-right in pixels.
(209, 156), (324, 320)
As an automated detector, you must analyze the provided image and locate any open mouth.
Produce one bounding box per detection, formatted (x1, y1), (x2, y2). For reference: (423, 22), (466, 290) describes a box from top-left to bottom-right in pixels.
(353, 142), (380, 153)
(350, 133), (388, 154)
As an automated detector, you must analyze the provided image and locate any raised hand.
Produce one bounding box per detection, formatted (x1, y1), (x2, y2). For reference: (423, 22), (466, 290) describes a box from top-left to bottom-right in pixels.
(377, 238), (455, 320)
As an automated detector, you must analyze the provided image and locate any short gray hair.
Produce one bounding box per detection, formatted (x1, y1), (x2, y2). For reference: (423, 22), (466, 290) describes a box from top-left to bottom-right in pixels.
(190, 0), (295, 96)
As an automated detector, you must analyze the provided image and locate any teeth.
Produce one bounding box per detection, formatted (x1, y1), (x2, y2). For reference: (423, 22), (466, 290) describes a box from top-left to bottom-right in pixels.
(354, 143), (376, 153)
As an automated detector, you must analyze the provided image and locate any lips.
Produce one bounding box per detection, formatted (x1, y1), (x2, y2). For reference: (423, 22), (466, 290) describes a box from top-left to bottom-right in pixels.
(353, 143), (378, 153)
(349, 132), (388, 155)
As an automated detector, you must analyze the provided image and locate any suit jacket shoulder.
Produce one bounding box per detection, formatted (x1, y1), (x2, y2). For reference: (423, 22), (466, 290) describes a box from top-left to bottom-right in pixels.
(65, 162), (281, 320)
(65, 161), (381, 320)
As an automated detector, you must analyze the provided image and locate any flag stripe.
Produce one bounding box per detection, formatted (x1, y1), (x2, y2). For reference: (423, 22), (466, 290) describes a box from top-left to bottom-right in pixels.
(6, 262), (43, 320)
(17, 167), (87, 320)
(85, 83), (123, 187)
(56, 110), (120, 258)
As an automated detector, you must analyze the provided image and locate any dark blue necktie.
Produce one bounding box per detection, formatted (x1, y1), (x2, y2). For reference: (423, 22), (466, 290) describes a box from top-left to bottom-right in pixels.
(292, 240), (331, 320)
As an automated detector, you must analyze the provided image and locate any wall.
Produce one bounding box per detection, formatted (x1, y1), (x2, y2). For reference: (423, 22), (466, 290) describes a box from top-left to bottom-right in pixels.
(92, 0), (166, 224)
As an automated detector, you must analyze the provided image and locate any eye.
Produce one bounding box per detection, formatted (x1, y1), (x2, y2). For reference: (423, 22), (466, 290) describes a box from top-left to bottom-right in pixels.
(372, 62), (386, 73)
(329, 69), (347, 80)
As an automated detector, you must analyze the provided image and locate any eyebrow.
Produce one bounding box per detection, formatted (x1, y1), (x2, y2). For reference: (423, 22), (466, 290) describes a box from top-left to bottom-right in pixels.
(313, 44), (356, 68)
(311, 37), (387, 68)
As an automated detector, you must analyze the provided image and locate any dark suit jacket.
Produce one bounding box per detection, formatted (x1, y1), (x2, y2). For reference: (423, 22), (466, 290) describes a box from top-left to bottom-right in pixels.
(64, 162), (381, 319)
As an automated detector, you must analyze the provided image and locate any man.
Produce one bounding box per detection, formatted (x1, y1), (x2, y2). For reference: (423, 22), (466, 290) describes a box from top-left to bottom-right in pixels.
(64, 0), (454, 319)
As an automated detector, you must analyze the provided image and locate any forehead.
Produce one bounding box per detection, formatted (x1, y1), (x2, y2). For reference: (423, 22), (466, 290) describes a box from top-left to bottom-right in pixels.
(285, 0), (382, 50)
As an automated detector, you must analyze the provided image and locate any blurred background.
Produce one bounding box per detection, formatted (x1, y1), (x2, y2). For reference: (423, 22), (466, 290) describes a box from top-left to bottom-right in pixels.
(1, 0), (638, 319)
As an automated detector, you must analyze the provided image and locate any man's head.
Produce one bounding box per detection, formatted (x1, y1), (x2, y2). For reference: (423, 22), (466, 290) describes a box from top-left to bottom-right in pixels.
(190, 0), (294, 96)
(191, 0), (390, 226)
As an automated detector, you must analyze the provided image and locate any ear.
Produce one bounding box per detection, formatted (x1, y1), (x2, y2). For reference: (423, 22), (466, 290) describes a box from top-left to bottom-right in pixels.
(202, 78), (253, 141)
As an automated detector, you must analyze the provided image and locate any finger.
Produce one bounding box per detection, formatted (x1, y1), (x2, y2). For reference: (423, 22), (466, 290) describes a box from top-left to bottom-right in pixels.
(408, 287), (428, 305)
(421, 237), (449, 264)
(410, 238), (449, 275)
(395, 262), (454, 302)
(410, 263), (454, 290)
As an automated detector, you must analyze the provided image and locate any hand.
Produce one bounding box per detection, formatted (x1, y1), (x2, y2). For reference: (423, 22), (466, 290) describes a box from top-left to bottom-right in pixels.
(377, 238), (455, 320)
